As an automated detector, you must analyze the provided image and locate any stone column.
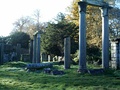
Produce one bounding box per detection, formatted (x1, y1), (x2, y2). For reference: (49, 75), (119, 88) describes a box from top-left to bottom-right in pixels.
(32, 35), (37, 63)
(78, 2), (87, 73)
(29, 40), (33, 63)
(64, 37), (71, 69)
(118, 41), (120, 69)
(48, 55), (51, 62)
(101, 6), (109, 69)
(111, 41), (118, 69)
(0, 43), (4, 64)
(36, 32), (41, 63)
(16, 44), (21, 61)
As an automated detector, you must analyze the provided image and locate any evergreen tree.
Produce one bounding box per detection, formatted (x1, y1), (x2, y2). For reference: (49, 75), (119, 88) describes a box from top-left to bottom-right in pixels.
(41, 13), (78, 55)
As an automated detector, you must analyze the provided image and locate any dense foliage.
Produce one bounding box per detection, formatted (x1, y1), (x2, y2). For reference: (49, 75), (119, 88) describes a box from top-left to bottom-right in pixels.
(41, 13), (78, 55)
(7, 32), (30, 49)
(109, 7), (120, 38)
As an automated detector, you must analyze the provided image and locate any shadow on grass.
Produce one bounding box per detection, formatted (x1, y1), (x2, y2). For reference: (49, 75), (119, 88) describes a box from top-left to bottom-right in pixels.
(4, 61), (28, 68)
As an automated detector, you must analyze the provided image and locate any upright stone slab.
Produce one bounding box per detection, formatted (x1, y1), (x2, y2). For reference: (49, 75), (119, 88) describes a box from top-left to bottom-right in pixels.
(36, 32), (41, 63)
(32, 31), (41, 63)
(0, 43), (4, 64)
(29, 40), (33, 63)
(111, 41), (118, 69)
(41, 53), (48, 62)
(16, 44), (21, 61)
(111, 39), (120, 69)
(78, 2), (87, 73)
(101, 6), (109, 69)
(118, 41), (120, 69)
(33, 35), (37, 63)
(64, 37), (71, 69)
(48, 55), (51, 62)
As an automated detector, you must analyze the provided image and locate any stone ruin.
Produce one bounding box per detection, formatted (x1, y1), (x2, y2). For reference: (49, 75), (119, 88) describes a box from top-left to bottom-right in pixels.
(111, 38), (120, 69)
(28, 30), (71, 71)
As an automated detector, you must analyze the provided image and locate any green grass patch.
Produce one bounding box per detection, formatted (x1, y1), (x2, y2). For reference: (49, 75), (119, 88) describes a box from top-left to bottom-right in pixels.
(0, 61), (120, 90)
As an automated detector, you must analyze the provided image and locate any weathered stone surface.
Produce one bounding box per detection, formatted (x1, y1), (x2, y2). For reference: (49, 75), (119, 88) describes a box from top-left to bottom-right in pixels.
(26, 63), (53, 70)
(64, 37), (71, 69)
(88, 69), (104, 75)
(43, 68), (52, 74)
(101, 7), (109, 69)
(78, 1), (110, 71)
(111, 40), (120, 69)
(43, 68), (65, 75)
(52, 70), (65, 75)
(78, 2), (87, 72)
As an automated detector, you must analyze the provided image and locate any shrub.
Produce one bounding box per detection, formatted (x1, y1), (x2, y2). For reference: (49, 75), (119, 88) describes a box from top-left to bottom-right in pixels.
(72, 45), (101, 64)
(71, 50), (79, 63)
(114, 70), (120, 77)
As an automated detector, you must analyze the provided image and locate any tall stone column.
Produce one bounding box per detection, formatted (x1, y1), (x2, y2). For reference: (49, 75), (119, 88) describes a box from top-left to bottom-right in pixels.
(101, 6), (109, 69)
(0, 43), (4, 64)
(36, 32), (41, 63)
(16, 44), (21, 61)
(29, 40), (33, 63)
(118, 41), (120, 69)
(64, 37), (71, 69)
(32, 35), (37, 63)
(78, 2), (87, 73)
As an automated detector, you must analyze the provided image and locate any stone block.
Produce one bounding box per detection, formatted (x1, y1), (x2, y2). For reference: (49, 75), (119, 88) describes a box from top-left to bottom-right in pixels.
(51, 70), (65, 75)
(87, 69), (104, 75)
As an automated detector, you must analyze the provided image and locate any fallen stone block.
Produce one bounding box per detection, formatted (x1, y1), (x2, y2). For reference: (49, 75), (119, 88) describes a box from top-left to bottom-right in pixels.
(26, 63), (53, 70)
(51, 70), (65, 75)
(88, 69), (104, 75)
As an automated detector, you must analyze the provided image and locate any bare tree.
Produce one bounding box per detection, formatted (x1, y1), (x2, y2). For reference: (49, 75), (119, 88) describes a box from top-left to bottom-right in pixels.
(12, 9), (47, 39)
(109, 7), (120, 38)
(13, 16), (33, 32)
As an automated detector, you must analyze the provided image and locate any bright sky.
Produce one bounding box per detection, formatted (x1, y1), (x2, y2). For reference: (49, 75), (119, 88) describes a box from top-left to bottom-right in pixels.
(0, 0), (73, 36)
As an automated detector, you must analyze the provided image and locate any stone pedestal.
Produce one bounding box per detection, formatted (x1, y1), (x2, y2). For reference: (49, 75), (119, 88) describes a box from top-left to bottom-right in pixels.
(78, 2), (87, 73)
(64, 37), (71, 69)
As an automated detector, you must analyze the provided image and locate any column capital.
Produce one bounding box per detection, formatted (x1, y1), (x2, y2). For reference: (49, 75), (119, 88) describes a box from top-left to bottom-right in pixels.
(100, 6), (109, 17)
(78, 2), (87, 13)
(37, 33), (40, 38)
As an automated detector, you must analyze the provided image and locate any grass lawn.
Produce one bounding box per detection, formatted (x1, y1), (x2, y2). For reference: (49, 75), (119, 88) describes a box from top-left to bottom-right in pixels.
(0, 61), (120, 90)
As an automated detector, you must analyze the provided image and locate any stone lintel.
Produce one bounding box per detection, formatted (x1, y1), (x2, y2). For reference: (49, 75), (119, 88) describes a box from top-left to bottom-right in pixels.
(80, 0), (109, 7)
(78, 2), (87, 13)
